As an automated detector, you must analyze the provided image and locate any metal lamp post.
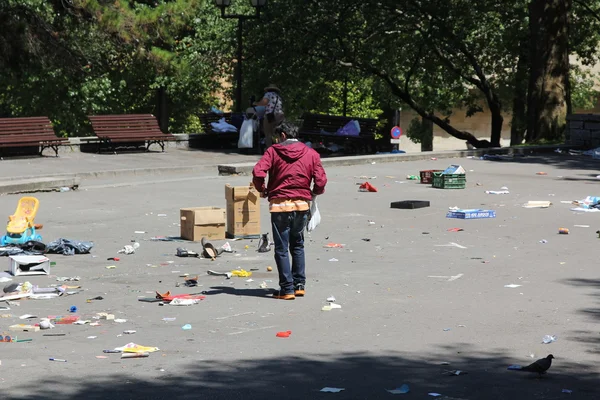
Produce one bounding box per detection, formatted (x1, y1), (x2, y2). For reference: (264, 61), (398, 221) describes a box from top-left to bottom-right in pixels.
(214, 0), (267, 113)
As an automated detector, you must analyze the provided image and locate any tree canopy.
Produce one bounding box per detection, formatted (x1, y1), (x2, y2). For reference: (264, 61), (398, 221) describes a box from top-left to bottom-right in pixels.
(1, 0), (599, 147)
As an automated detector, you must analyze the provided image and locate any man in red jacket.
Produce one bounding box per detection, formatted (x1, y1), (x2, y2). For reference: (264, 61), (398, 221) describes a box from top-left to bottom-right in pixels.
(252, 122), (327, 300)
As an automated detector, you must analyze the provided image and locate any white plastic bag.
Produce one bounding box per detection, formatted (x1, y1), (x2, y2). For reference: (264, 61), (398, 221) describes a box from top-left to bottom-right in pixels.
(238, 118), (254, 148)
(307, 197), (321, 232)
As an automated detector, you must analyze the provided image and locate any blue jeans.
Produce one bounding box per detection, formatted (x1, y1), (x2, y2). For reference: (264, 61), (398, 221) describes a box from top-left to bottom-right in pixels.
(271, 211), (308, 294)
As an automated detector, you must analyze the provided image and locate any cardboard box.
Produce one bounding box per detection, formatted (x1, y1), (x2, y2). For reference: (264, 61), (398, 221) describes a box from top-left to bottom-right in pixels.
(225, 184), (261, 238)
(9, 255), (50, 276)
(180, 207), (226, 241)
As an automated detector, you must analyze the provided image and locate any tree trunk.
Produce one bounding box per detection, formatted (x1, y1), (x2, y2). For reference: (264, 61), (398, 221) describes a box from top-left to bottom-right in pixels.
(511, 35), (529, 146)
(527, 0), (571, 143)
(156, 86), (168, 133)
(421, 118), (433, 151)
(489, 99), (503, 147)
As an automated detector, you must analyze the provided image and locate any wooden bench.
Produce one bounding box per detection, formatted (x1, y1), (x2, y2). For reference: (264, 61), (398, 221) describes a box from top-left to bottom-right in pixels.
(193, 112), (244, 149)
(0, 117), (68, 157)
(88, 114), (175, 153)
(298, 113), (379, 154)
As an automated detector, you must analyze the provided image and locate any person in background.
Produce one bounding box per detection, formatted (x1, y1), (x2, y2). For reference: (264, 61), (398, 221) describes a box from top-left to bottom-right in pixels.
(252, 122), (327, 300)
(253, 84), (284, 149)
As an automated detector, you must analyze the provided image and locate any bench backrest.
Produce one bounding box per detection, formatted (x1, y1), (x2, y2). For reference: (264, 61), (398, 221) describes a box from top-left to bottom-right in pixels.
(88, 114), (164, 136)
(198, 112), (244, 133)
(0, 117), (56, 137)
(300, 113), (378, 136)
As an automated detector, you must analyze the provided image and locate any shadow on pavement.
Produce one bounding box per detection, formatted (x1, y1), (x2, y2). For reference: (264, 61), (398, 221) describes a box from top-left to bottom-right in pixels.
(202, 286), (275, 298)
(481, 153), (600, 174)
(561, 278), (600, 355)
(5, 350), (598, 399)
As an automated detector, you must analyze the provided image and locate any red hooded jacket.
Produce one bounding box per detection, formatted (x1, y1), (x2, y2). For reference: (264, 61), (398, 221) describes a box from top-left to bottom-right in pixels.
(252, 140), (327, 202)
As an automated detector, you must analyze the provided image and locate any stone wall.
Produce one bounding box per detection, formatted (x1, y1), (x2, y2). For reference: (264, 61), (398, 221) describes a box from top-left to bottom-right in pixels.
(567, 114), (600, 148)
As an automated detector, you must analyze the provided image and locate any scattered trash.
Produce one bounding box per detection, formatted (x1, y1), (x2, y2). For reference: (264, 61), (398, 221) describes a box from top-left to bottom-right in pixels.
(46, 238), (94, 255)
(562, 389), (573, 394)
(276, 330), (292, 338)
(9, 324), (39, 332)
(114, 342), (159, 353)
(320, 387), (344, 393)
(443, 370), (467, 376)
(207, 270), (232, 279)
(231, 269), (252, 278)
(406, 175), (419, 180)
(69, 306), (77, 313)
(540, 239), (548, 244)
(446, 209), (496, 219)
(574, 225), (590, 228)
(358, 182), (378, 192)
(485, 190), (510, 194)
(322, 303), (342, 311)
(327, 296), (336, 302)
(428, 393), (442, 397)
(504, 284), (522, 288)
(40, 318), (54, 329)
(259, 281), (268, 289)
(181, 324), (192, 330)
(390, 200), (430, 209)
(447, 228), (464, 232)
(105, 265), (116, 269)
(121, 352), (150, 359)
(323, 243), (344, 248)
(118, 242), (140, 255)
(162, 317), (176, 322)
(522, 201), (552, 208)
(536, 172), (548, 175)
(169, 298), (200, 306)
(221, 242), (233, 253)
(56, 277), (80, 282)
(114, 318), (127, 323)
(443, 328), (451, 331)
(257, 233), (271, 253)
(542, 335), (557, 344)
(123, 330), (136, 334)
(329, 258), (339, 262)
(49, 358), (67, 362)
(558, 228), (569, 234)
(387, 384), (410, 394)
(176, 248), (199, 257)
(266, 266), (273, 272)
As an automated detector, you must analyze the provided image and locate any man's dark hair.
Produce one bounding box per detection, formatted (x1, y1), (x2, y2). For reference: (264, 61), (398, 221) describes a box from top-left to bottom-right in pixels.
(275, 121), (299, 139)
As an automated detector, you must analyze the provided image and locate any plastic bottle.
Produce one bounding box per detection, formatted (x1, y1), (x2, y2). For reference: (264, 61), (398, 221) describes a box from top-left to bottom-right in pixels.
(542, 334), (557, 344)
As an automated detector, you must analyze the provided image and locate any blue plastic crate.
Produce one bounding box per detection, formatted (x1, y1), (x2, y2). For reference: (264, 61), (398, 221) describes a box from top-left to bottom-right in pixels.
(446, 209), (496, 219)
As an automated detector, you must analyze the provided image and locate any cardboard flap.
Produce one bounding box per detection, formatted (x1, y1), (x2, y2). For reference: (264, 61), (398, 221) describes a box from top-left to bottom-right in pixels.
(226, 184), (258, 201)
(194, 208), (225, 225)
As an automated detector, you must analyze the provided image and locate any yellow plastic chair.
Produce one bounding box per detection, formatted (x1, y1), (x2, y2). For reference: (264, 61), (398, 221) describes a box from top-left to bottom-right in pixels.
(7, 197), (39, 234)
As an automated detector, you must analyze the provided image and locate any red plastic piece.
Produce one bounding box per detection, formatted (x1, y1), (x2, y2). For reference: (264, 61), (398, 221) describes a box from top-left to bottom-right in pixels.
(276, 330), (292, 338)
(359, 182), (378, 192)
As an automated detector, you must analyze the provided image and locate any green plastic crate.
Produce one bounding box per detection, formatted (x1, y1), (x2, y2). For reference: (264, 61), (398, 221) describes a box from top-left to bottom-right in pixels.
(432, 172), (466, 189)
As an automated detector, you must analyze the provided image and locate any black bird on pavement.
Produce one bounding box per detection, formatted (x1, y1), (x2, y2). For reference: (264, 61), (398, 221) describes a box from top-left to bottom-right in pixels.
(509, 354), (554, 376)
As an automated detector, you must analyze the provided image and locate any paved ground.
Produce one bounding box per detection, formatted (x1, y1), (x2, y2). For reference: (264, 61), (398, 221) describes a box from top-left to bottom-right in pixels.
(1, 152), (600, 399)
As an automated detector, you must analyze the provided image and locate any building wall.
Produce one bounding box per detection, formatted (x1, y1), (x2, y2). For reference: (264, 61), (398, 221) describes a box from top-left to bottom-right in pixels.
(396, 101), (600, 153)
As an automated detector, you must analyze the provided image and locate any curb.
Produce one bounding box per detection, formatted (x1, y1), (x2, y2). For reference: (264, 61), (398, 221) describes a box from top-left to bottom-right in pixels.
(217, 144), (577, 175)
(0, 177), (81, 194)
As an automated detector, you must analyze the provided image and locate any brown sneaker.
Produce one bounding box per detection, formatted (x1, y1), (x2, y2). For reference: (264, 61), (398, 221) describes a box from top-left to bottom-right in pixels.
(294, 285), (305, 297)
(273, 291), (295, 300)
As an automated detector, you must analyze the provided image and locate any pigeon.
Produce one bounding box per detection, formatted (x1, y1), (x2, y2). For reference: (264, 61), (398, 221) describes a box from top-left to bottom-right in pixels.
(509, 354), (554, 376)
